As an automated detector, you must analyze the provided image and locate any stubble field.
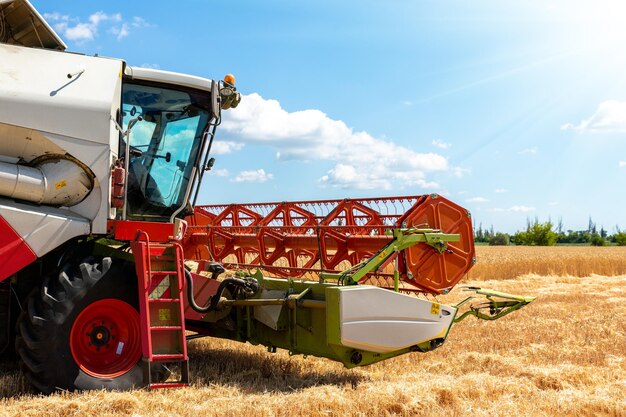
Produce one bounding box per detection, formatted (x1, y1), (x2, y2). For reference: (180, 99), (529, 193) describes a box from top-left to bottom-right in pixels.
(0, 246), (625, 416)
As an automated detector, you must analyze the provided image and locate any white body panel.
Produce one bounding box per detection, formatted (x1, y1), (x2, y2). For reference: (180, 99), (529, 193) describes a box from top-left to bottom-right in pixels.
(0, 44), (122, 143)
(0, 43), (123, 234)
(338, 286), (455, 353)
(0, 197), (90, 257)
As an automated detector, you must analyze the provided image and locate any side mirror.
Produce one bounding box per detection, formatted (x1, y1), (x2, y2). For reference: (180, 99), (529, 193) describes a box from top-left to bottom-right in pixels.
(211, 80), (220, 121)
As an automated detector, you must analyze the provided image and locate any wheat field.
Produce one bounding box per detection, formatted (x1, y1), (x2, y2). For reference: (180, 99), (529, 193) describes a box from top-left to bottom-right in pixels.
(0, 247), (624, 416)
(470, 245), (626, 279)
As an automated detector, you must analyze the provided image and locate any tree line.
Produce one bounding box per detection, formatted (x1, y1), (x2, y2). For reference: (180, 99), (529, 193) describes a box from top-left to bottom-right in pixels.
(474, 217), (626, 246)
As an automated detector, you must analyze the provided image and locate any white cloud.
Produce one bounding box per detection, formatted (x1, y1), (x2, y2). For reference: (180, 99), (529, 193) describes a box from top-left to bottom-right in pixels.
(318, 164), (439, 190)
(489, 205), (536, 213)
(619, 161), (626, 167)
(432, 139), (451, 149)
(232, 169), (273, 183)
(131, 17), (150, 28)
(110, 23), (130, 40)
(44, 13), (69, 22)
(494, 188), (508, 193)
(210, 168), (229, 177)
(89, 11), (112, 26)
(511, 206), (536, 212)
(211, 141), (245, 155)
(402, 100), (413, 107)
(220, 93), (448, 190)
(64, 23), (95, 41)
(562, 101), (626, 133)
(466, 197), (488, 203)
(45, 11), (148, 43)
(319, 164), (390, 190)
(452, 167), (470, 178)
(548, 201), (559, 206)
(518, 147), (538, 155)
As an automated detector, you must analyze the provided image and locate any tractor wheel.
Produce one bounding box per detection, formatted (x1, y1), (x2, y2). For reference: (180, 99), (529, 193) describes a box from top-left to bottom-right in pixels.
(15, 256), (163, 393)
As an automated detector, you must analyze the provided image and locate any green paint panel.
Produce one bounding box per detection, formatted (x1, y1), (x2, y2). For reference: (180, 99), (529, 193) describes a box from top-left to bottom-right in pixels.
(325, 287), (341, 347)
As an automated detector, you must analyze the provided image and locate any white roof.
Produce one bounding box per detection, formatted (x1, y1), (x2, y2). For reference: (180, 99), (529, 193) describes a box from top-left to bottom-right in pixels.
(124, 66), (214, 93)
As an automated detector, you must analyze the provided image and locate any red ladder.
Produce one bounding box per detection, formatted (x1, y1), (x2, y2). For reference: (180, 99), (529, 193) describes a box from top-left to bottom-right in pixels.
(131, 231), (189, 389)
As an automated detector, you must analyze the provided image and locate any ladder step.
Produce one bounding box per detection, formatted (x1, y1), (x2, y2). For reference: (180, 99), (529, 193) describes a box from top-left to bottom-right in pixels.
(151, 353), (186, 361)
(149, 382), (189, 389)
(150, 326), (183, 331)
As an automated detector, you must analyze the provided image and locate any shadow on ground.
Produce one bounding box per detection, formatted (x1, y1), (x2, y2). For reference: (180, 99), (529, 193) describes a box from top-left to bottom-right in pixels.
(0, 339), (367, 398)
(187, 339), (367, 393)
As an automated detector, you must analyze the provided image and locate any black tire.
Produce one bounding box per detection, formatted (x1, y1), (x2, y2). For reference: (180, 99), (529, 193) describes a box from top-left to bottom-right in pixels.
(0, 281), (18, 360)
(15, 256), (160, 393)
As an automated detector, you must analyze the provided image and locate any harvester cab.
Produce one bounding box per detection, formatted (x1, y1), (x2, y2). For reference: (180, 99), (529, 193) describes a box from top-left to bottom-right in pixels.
(113, 72), (231, 222)
(0, 0), (534, 393)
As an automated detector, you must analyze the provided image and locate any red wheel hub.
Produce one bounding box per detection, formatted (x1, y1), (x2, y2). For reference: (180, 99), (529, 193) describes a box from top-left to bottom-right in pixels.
(70, 299), (141, 378)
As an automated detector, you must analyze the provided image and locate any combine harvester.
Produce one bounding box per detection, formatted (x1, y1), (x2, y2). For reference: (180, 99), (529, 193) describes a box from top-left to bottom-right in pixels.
(0, 0), (534, 393)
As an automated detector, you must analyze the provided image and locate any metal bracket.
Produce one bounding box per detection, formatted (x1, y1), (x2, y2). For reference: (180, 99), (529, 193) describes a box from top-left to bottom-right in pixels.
(423, 233), (449, 254)
(453, 287), (536, 322)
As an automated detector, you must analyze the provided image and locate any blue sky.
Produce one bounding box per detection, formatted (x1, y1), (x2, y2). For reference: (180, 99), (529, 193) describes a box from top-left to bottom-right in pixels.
(33, 0), (626, 233)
